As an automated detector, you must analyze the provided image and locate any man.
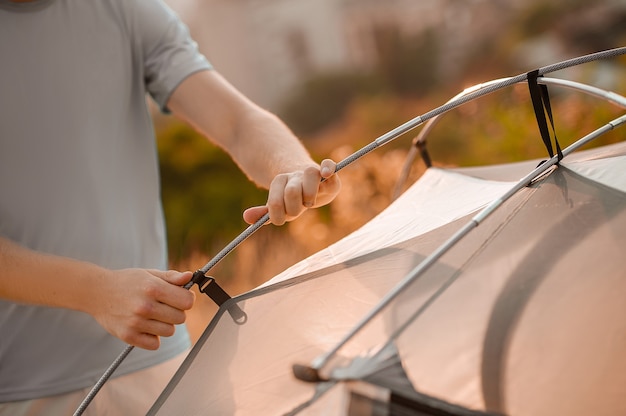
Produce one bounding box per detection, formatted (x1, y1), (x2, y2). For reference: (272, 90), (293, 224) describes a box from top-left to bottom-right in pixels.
(0, 0), (340, 414)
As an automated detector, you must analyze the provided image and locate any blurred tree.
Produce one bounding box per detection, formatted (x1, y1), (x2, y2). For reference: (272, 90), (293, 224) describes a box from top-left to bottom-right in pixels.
(278, 71), (384, 136)
(157, 120), (268, 265)
(372, 27), (440, 97)
(278, 28), (440, 137)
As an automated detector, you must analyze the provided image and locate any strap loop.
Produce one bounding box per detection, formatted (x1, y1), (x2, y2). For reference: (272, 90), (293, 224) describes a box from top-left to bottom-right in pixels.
(527, 69), (563, 162)
(191, 270), (247, 324)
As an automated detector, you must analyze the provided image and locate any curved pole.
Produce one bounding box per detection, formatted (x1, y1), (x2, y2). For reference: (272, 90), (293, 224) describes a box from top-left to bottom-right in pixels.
(540, 77), (626, 108)
(392, 76), (626, 199)
(393, 78), (512, 199)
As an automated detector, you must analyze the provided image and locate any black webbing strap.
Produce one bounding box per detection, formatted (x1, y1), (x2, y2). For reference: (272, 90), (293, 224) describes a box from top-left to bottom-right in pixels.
(415, 139), (433, 168)
(191, 270), (247, 323)
(527, 69), (563, 163)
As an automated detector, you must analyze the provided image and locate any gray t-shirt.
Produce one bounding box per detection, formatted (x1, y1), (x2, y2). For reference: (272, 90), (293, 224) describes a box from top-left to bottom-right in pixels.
(0, 0), (212, 401)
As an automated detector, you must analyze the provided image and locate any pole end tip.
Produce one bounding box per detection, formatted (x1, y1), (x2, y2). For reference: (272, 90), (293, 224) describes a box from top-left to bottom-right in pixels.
(292, 364), (324, 383)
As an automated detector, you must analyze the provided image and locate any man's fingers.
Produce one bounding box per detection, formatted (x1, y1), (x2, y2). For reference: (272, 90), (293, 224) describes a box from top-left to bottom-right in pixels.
(134, 299), (188, 325)
(267, 174), (289, 225)
(146, 270), (195, 311)
(283, 178), (305, 217)
(129, 317), (181, 349)
(247, 160), (340, 226)
(138, 318), (178, 338)
(301, 165), (321, 208)
(127, 332), (161, 351)
(320, 159), (336, 178)
(243, 206), (270, 224)
(123, 298), (187, 350)
(153, 269), (193, 286)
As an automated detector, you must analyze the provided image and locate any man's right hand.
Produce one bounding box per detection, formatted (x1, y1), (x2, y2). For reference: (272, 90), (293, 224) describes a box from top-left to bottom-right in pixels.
(88, 269), (196, 350)
(0, 237), (196, 350)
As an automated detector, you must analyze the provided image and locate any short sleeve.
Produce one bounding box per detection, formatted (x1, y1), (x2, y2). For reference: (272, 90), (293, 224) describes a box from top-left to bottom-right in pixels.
(132, 0), (212, 112)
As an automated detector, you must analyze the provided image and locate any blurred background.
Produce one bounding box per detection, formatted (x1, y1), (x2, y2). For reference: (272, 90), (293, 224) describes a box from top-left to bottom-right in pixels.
(153, 0), (626, 339)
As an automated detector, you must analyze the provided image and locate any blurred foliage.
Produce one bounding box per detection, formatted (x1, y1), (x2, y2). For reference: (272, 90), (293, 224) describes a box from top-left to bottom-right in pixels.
(157, 0), (626, 292)
(513, 1), (626, 52)
(156, 121), (267, 265)
(279, 71), (385, 136)
(418, 78), (626, 168)
(371, 27), (440, 97)
(278, 1), (626, 137)
(279, 28), (440, 137)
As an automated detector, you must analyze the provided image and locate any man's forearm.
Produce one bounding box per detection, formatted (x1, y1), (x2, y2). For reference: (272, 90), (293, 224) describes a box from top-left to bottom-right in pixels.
(228, 108), (318, 188)
(0, 236), (103, 313)
(167, 70), (318, 189)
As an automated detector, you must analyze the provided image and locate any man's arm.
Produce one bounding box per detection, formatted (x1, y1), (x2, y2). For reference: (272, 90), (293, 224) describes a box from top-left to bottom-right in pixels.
(166, 70), (341, 225)
(0, 236), (195, 350)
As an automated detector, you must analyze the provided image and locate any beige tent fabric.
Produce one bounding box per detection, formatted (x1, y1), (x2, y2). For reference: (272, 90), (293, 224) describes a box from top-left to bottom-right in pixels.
(386, 162), (626, 415)
(260, 169), (518, 288)
(149, 142), (626, 416)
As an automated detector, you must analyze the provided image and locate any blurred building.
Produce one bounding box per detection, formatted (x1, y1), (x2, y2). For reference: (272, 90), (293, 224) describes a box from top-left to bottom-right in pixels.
(165, 0), (531, 110)
(165, 0), (623, 111)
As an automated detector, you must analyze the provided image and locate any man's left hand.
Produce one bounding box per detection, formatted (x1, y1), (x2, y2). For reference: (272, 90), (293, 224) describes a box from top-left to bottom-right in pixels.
(243, 159), (341, 225)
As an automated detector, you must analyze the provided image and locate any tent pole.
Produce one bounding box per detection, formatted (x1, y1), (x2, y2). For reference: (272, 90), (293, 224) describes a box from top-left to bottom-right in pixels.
(296, 113), (626, 382)
(393, 77), (626, 200)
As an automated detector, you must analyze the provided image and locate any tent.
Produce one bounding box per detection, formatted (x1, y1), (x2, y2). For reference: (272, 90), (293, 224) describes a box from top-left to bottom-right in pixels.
(147, 51), (626, 416)
(73, 49), (626, 416)
(142, 48), (626, 416)
(146, 138), (626, 415)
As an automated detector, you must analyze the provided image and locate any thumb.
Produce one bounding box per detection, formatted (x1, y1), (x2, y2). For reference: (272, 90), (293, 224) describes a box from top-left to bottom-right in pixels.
(320, 158), (337, 179)
(243, 205), (270, 225)
(151, 269), (193, 286)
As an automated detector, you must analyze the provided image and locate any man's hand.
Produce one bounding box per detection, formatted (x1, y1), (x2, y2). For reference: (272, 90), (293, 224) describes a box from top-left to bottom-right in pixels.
(0, 237), (197, 350)
(90, 269), (196, 350)
(243, 159), (341, 225)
